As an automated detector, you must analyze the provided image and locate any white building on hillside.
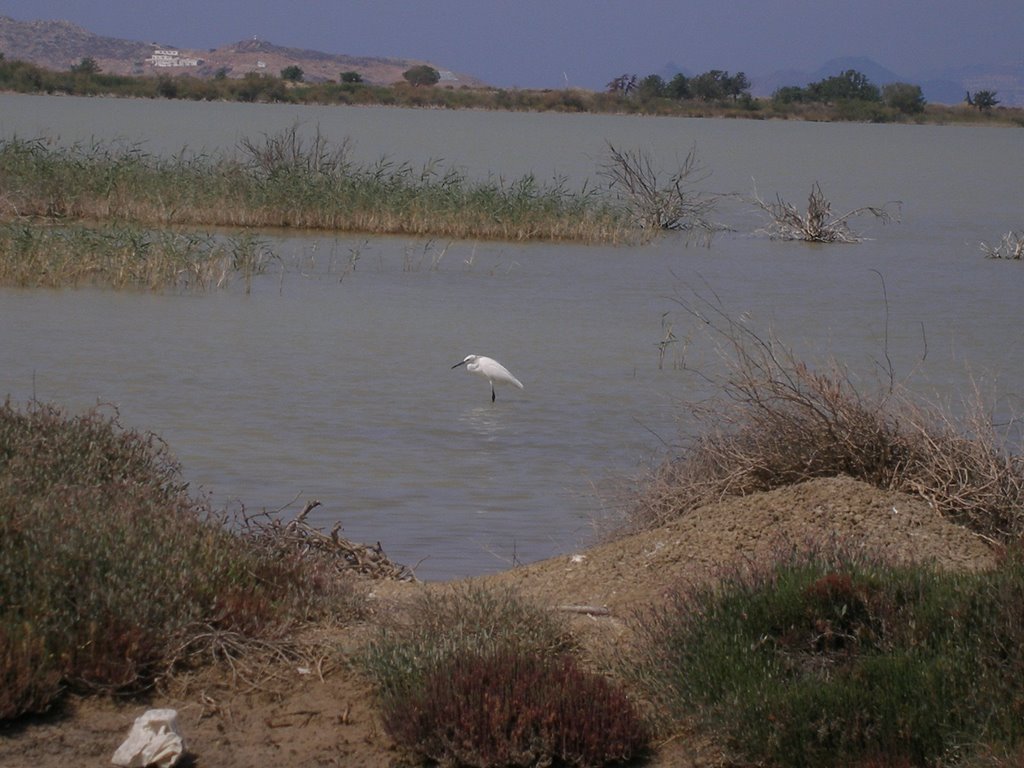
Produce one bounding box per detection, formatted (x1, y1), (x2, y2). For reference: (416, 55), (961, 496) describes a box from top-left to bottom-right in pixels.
(147, 49), (200, 68)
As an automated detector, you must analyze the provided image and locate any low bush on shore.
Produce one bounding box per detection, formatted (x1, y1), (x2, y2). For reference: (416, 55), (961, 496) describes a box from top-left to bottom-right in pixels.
(3, 54), (1022, 127)
(363, 585), (650, 767)
(628, 541), (1024, 766)
(0, 399), (364, 721)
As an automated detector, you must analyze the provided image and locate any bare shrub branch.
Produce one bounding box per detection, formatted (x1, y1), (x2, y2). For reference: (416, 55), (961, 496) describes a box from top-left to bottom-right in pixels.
(239, 500), (417, 582)
(630, 288), (1024, 542)
(600, 142), (718, 236)
(980, 230), (1024, 260)
(752, 181), (900, 243)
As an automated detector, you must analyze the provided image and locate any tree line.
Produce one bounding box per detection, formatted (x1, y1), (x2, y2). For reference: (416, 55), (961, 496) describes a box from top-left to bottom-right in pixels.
(0, 52), (1009, 123)
(607, 66), (1003, 115)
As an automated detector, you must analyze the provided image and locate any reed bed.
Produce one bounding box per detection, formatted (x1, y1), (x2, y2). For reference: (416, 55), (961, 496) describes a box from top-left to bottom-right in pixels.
(0, 222), (273, 291)
(0, 133), (635, 244)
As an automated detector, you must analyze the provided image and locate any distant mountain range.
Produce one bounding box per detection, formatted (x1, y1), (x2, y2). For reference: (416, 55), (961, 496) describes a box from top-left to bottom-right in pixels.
(2, 16), (1021, 106)
(0, 16), (483, 87)
(662, 55), (1024, 107)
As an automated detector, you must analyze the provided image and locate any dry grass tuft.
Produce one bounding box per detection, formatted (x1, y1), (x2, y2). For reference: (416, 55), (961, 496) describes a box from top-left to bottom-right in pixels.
(629, 290), (1024, 543)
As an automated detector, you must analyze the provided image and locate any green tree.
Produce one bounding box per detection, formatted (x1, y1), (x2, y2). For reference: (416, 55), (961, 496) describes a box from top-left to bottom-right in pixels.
(666, 73), (690, 100)
(70, 57), (100, 75)
(403, 65), (440, 87)
(340, 70), (363, 84)
(966, 89), (1000, 111)
(724, 71), (751, 100)
(637, 74), (666, 100)
(690, 70), (728, 101)
(280, 65), (304, 82)
(772, 85), (807, 104)
(882, 82), (926, 114)
(807, 69), (880, 103)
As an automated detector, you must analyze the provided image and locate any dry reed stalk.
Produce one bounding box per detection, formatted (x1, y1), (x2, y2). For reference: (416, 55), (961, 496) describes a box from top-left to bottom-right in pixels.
(629, 288), (1024, 543)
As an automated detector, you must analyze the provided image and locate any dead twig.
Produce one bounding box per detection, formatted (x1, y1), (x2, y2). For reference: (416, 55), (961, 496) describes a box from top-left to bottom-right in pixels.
(752, 181), (899, 243)
(980, 230), (1024, 260)
(600, 142), (719, 237)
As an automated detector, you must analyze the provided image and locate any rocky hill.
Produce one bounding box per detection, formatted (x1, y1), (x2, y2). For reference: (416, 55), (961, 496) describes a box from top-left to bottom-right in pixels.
(0, 16), (482, 86)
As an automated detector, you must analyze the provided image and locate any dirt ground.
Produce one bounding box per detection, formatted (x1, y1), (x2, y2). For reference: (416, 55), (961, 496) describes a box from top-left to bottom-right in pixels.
(0, 475), (999, 768)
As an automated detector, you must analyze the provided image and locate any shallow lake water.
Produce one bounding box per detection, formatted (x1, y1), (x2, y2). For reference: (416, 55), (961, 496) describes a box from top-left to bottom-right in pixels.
(1, 94), (1022, 578)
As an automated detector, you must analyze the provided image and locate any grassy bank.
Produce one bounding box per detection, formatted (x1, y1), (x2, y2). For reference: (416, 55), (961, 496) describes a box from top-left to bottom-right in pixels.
(0, 133), (633, 245)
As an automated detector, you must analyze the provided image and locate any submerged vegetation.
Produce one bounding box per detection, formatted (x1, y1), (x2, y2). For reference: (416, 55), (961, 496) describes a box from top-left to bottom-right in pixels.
(0, 223), (274, 291)
(753, 181), (900, 243)
(981, 230), (1024, 260)
(0, 128), (917, 291)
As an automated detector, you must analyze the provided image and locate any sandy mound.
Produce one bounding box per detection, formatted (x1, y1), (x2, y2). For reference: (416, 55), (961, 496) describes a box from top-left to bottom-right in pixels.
(482, 474), (996, 614)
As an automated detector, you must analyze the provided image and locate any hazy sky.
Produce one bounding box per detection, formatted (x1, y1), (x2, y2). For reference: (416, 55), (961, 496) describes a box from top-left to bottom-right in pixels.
(5, 1), (1023, 89)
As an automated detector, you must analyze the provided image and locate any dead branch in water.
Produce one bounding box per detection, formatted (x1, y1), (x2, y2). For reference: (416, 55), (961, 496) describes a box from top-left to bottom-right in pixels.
(980, 230), (1024, 260)
(600, 143), (719, 236)
(753, 181), (899, 243)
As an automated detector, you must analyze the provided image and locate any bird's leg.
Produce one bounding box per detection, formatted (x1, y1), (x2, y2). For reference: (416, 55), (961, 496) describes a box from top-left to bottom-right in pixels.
(491, 384), (496, 402)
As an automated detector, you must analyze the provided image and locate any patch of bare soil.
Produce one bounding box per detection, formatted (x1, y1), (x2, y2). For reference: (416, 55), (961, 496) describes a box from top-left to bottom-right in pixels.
(0, 476), (997, 767)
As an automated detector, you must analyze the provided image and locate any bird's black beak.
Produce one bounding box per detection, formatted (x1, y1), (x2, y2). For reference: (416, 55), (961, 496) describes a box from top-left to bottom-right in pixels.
(451, 360), (467, 369)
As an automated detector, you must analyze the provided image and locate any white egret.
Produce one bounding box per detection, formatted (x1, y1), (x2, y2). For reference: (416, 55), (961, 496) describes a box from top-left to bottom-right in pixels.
(451, 354), (524, 402)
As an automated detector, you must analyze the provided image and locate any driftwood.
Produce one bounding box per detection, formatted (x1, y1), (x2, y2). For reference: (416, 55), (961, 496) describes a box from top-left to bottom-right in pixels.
(246, 500), (417, 582)
(980, 230), (1024, 260)
(753, 181), (899, 243)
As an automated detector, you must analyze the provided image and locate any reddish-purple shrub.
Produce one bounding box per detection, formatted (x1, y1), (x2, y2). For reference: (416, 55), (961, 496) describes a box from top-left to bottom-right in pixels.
(0, 624), (62, 719)
(382, 648), (649, 767)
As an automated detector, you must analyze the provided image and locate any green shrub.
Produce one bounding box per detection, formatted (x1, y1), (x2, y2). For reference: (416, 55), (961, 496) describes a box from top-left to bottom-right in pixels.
(0, 400), (361, 719)
(363, 585), (571, 703)
(628, 543), (1024, 766)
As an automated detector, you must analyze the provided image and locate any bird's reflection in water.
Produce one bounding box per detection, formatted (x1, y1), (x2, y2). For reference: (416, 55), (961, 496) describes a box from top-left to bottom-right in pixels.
(456, 405), (513, 438)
